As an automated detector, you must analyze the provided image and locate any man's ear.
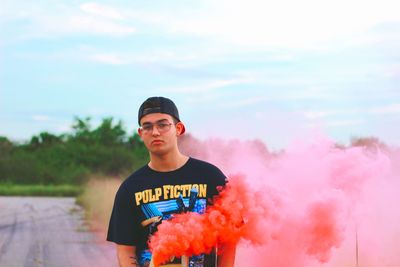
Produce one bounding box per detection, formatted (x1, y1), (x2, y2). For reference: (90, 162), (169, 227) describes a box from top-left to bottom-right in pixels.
(175, 122), (186, 136)
(138, 128), (143, 138)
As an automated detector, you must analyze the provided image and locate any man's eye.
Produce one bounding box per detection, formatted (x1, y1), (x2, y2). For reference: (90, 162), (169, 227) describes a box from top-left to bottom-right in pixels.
(158, 123), (168, 128)
(142, 125), (152, 131)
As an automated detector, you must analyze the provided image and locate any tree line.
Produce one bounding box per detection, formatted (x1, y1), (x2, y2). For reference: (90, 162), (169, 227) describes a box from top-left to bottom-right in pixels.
(0, 117), (148, 185)
(0, 115), (392, 186)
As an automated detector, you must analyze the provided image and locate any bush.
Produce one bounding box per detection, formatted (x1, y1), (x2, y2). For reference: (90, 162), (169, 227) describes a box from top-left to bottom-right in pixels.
(0, 117), (149, 186)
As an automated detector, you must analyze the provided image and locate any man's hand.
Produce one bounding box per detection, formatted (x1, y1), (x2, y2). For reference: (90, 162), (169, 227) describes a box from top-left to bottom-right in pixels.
(217, 243), (236, 267)
(117, 244), (138, 267)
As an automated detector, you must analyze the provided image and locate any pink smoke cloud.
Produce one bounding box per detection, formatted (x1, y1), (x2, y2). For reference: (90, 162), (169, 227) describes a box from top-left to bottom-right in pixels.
(149, 134), (399, 266)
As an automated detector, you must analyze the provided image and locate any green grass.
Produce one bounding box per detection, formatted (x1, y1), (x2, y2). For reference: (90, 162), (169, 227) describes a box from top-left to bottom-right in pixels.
(0, 183), (83, 196)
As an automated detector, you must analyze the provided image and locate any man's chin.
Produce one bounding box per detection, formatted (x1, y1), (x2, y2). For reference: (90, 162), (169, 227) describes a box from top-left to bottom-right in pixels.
(150, 147), (168, 156)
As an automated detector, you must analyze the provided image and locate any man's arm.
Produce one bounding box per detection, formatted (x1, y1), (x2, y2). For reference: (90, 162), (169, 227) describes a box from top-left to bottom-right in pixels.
(217, 243), (236, 267)
(117, 244), (138, 267)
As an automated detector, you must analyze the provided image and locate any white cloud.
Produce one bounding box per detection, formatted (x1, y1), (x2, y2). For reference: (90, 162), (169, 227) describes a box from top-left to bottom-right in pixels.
(165, 0), (400, 49)
(65, 15), (135, 36)
(2, 1), (136, 38)
(82, 48), (210, 66)
(128, 51), (200, 65)
(32, 115), (52, 122)
(298, 103), (400, 135)
(303, 111), (339, 119)
(80, 2), (125, 20)
(303, 104), (400, 121)
(4, 0), (400, 48)
(369, 103), (400, 114)
(383, 63), (400, 78)
(219, 96), (270, 108)
(280, 89), (338, 100)
(90, 53), (127, 65)
(326, 119), (365, 127)
(303, 108), (361, 119)
(158, 78), (251, 94)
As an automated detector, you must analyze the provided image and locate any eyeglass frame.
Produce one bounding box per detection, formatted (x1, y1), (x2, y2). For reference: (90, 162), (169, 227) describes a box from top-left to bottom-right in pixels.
(139, 119), (175, 134)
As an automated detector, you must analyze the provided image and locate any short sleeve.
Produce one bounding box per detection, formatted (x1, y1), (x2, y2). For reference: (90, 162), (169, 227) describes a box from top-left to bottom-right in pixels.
(208, 165), (228, 197)
(107, 184), (141, 245)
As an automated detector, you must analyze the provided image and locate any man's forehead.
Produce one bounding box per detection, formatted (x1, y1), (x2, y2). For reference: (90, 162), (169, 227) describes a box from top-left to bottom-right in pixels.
(140, 113), (172, 124)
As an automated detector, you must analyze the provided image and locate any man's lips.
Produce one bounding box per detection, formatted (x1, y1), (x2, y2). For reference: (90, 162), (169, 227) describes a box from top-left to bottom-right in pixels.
(151, 140), (164, 145)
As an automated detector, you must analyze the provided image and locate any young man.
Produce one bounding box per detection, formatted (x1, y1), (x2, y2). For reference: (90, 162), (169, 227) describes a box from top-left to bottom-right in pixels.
(107, 97), (235, 267)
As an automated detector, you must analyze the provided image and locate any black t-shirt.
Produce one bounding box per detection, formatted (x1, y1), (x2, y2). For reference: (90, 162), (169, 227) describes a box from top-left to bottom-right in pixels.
(107, 157), (227, 267)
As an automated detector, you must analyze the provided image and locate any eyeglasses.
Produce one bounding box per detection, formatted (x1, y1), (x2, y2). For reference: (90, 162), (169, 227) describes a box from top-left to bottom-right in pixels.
(140, 122), (173, 134)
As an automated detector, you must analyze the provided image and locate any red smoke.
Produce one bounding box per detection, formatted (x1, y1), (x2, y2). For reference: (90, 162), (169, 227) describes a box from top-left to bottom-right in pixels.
(302, 197), (344, 262)
(149, 176), (274, 266)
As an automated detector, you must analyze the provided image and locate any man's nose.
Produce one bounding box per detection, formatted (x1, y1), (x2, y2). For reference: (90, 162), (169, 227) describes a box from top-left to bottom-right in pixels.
(151, 125), (160, 136)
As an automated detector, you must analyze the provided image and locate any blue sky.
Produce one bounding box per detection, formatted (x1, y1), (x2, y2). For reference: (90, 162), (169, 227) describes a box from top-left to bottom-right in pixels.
(1, 0), (399, 149)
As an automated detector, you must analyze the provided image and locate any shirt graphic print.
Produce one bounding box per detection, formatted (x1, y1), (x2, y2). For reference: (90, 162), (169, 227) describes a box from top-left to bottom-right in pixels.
(136, 183), (208, 267)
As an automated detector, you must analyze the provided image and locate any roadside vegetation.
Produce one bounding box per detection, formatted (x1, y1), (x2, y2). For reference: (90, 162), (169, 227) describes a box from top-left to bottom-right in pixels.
(0, 116), (148, 196)
(0, 183), (82, 196)
(76, 176), (122, 231)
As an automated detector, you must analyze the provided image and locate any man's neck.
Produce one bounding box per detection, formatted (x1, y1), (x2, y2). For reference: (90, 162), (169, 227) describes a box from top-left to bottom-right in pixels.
(148, 151), (189, 172)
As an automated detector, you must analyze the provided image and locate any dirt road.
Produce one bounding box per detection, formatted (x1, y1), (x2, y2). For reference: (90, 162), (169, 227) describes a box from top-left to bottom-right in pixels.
(0, 196), (117, 267)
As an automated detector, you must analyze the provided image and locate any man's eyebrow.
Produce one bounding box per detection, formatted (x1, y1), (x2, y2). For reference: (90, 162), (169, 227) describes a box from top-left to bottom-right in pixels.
(141, 119), (169, 125)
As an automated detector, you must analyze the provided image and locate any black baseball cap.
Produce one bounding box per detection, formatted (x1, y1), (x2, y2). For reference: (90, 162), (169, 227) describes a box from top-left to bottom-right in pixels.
(138, 96), (181, 125)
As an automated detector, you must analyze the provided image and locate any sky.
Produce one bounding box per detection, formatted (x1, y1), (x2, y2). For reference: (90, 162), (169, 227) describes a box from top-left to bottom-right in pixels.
(1, 0), (400, 150)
